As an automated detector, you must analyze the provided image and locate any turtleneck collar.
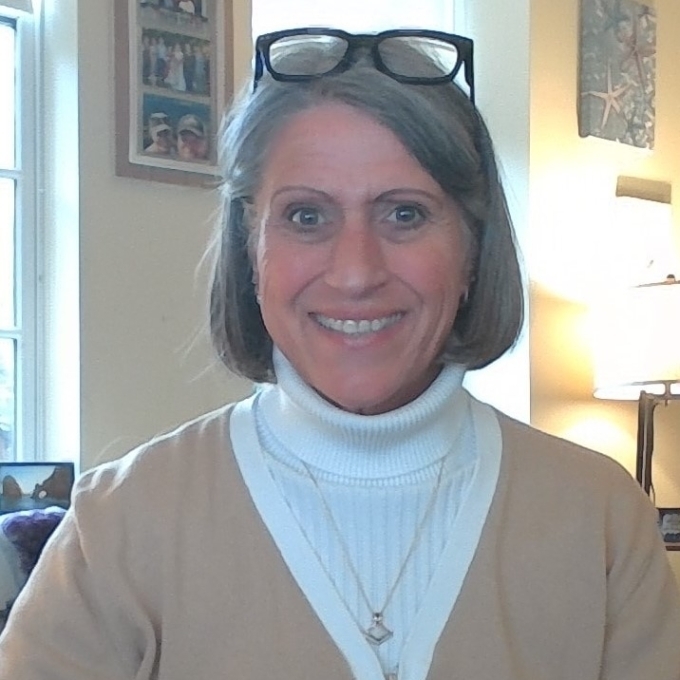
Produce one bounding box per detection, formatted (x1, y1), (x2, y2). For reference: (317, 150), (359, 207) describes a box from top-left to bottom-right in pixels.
(253, 347), (470, 482)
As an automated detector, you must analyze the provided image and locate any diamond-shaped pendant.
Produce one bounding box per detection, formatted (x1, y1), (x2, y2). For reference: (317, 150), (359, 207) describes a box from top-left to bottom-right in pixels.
(365, 613), (393, 646)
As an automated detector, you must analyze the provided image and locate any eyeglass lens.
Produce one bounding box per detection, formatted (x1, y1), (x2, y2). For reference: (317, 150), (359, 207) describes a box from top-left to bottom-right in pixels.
(267, 34), (462, 80)
(268, 35), (350, 76)
(378, 37), (461, 78)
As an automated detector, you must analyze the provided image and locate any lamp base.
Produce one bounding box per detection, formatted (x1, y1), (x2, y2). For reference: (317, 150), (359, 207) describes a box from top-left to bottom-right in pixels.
(636, 389), (680, 551)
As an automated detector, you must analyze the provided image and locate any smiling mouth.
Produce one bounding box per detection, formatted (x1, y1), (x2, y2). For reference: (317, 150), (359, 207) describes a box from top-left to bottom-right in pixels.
(313, 313), (404, 335)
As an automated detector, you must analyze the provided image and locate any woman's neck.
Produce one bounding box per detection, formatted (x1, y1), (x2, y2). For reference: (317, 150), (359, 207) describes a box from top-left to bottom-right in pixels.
(252, 348), (469, 483)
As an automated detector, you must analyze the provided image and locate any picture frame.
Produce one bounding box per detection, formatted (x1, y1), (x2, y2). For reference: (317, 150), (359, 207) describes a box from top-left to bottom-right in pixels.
(658, 507), (680, 551)
(114, 0), (233, 187)
(577, 0), (656, 149)
(0, 462), (75, 515)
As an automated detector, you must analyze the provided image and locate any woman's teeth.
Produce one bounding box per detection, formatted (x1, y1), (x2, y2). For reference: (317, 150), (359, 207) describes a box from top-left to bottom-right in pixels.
(314, 313), (403, 335)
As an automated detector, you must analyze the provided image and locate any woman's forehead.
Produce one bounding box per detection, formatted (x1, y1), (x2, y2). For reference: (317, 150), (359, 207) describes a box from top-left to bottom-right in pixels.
(257, 103), (441, 193)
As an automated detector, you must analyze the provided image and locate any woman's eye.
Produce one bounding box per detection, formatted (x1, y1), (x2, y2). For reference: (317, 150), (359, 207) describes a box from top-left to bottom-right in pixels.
(288, 206), (323, 227)
(387, 204), (426, 226)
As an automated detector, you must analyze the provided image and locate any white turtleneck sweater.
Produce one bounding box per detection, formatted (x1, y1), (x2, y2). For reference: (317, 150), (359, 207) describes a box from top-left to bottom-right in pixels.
(251, 348), (480, 677)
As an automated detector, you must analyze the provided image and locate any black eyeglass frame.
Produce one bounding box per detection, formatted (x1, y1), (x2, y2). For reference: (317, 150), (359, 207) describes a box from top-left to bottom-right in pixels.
(253, 27), (475, 104)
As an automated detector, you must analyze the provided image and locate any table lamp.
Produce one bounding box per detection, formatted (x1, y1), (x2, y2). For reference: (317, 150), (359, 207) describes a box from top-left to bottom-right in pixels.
(591, 275), (680, 499)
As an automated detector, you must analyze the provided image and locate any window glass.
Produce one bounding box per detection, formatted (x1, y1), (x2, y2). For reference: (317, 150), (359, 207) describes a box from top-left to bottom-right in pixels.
(0, 337), (15, 461)
(0, 20), (15, 168)
(0, 8), (34, 462)
(0, 178), (15, 328)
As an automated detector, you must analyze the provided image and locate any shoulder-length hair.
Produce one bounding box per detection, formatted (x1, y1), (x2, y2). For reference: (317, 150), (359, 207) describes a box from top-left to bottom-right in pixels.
(209, 40), (524, 383)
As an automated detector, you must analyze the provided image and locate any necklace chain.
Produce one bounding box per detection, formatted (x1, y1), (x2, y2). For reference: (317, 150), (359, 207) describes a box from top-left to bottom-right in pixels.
(300, 455), (448, 646)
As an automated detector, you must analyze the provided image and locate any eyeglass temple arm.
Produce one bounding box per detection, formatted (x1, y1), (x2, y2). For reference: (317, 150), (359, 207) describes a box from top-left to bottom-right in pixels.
(252, 51), (264, 92)
(463, 48), (475, 105)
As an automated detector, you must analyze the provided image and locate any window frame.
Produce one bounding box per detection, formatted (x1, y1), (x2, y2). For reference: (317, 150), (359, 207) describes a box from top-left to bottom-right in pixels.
(0, 3), (40, 462)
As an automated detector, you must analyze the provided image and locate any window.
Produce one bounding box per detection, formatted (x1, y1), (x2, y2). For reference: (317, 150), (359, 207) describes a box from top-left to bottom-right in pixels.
(0, 1), (38, 462)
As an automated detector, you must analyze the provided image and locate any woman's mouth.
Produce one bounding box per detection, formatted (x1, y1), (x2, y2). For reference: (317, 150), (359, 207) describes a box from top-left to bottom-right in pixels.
(312, 312), (404, 336)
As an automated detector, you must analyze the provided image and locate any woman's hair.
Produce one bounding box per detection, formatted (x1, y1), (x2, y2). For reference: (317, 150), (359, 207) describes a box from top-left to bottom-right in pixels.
(209, 37), (524, 382)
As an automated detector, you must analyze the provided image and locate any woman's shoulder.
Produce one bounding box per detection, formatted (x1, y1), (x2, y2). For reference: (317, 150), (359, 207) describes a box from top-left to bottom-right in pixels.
(33, 400), (261, 602)
(487, 409), (664, 563)
(493, 408), (644, 502)
(73, 401), (243, 511)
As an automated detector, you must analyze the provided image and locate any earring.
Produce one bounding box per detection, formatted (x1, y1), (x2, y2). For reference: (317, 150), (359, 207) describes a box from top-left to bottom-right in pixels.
(461, 288), (469, 306)
(252, 271), (261, 305)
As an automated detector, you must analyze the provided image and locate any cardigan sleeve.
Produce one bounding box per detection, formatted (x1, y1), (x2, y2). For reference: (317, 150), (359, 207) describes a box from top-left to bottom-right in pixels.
(0, 460), (160, 680)
(601, 467), (680, 680)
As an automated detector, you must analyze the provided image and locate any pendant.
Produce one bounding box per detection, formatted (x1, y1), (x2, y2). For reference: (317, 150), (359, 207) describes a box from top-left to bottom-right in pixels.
(385, 674), (398, 680)
(365, 612), (393, 646)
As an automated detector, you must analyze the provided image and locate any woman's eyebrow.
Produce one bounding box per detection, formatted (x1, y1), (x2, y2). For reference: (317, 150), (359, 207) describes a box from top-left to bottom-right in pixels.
(374, 188), (445, 206)
(270, 186), (333, 201)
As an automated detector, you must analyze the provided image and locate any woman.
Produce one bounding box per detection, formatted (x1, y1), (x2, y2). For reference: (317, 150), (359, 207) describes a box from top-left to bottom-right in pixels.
(193, 41), (207, 93)
(0, 28), (678, 680)
(165, 42), (186, 92)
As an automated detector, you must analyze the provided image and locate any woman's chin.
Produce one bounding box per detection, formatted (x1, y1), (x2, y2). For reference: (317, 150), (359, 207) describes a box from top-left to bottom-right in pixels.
(315, 379), (428, 416)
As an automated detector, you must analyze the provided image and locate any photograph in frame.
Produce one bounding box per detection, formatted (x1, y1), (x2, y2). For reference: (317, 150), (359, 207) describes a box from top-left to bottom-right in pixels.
(115, 0), (233, 186)
(658, 507), (680, 551)
(0, 462), (75, 515)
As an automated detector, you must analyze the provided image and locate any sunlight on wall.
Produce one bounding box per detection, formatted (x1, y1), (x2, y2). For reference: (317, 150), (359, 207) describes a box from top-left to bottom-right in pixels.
(529, 167), (678, 304)
(252, 0), (454, 37)
(562, 416), (634, 463)
(540, 401), (637, 472)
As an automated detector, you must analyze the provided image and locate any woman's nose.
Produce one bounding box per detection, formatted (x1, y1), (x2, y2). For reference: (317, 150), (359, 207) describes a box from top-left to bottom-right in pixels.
(322, 217), (390, 295)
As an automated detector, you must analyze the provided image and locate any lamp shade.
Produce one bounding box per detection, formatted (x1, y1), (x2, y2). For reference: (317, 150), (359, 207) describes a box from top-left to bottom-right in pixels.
(592, 277), (680, 400)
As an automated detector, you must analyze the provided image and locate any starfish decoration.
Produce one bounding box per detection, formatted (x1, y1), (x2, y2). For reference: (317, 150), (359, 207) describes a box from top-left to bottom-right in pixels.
(637, 4), (656, 29)
(602, 0), (629, 34)
(619, 15), (656, 91)
(582, 63), (629, 130)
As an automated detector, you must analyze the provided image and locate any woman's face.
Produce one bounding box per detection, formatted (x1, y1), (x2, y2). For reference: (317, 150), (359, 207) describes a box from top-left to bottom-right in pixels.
(252, 103), (470, 414)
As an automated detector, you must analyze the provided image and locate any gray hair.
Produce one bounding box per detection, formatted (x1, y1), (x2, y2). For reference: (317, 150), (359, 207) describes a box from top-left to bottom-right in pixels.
(209, 37), (524, 382)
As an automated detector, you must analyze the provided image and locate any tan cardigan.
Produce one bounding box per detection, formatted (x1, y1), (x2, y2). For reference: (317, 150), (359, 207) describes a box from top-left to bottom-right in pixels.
(0, 403), (678, 680)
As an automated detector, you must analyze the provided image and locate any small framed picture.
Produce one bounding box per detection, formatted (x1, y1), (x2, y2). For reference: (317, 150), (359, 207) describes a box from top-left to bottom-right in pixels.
(578, 0), (656, 149)
(657, 507), (680, 551)
(0, 462), (75, 515)
(114, 0), (233, 186)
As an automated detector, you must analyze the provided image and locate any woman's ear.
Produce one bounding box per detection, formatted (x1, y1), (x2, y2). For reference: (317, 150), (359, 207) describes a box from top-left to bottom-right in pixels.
(252, 270), (262, 305)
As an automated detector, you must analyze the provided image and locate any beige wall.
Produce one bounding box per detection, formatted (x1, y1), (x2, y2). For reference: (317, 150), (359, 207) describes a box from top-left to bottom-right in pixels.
(529, 0), (680, 577)
(69, 0), (255, 468)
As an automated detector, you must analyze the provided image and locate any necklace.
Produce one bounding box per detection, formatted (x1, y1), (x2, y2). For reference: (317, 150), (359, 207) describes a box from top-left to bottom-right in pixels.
(300, 455), (448, 648)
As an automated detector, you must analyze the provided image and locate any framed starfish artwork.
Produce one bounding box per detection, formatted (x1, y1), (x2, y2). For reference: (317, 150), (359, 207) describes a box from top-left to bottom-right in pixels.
(578, 0), (656, 149)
